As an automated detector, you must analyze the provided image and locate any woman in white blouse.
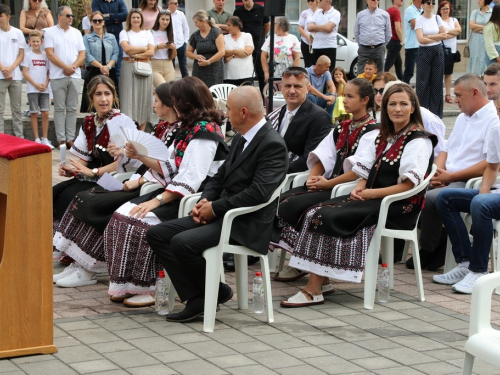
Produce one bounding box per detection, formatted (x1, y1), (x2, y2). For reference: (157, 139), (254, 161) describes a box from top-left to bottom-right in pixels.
(151, 9), (177, 86)
(119, 9), (155, 131)
(223, 16), (254, 86)
(298, 0), (318, 68)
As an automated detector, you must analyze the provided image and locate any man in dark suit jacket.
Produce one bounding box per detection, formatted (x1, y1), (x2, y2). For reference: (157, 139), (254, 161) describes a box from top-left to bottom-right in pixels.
(147, 86), (288, 322)
(267, 67), (332, 173)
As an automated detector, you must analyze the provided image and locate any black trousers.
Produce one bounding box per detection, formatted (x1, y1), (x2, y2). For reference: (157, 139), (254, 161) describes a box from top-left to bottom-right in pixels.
(312, 48), (336, 74)
(384, 39), (403, 80)
(147, 216), (223, 302)
(301, 40), (315, 68)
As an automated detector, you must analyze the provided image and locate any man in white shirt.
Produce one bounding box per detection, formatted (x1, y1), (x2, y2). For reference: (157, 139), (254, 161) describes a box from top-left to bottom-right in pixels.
(434, 125), (500, 294)
(0, 5), (25, 138)
(168, 0), (190, 78)
(307, 0), (340, 74)
(406, 74), (500, 271)
(45, 6), (86, 149)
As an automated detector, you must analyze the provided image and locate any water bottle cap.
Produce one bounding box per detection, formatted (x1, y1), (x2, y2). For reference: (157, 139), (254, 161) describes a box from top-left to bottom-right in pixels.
(158, 270), (165, 278)
(255, 272), (262, 276)
(381, 263), (388, 268)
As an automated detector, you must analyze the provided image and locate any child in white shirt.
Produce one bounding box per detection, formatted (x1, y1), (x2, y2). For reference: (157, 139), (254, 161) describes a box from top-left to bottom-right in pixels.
(22, 30), (52, 148)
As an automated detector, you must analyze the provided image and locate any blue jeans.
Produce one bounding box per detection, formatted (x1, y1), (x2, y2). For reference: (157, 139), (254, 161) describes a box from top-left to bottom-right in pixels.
(307, 93), (336, 118)
(436, 189), (500, 272)
(485, 45), (500, 66)
(403, 48), (418, 84)
(174, 43), (189, 78)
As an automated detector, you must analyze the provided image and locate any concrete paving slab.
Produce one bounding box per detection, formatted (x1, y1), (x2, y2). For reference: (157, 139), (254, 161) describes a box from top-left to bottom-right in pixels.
(168, 359), (229, 375)
(224, 364), (279, 375)
(0, 360), (21, 373)
(102, 349), (160, 368)
(127, 364), (178, 375)
(411, 361), (462, 375)
(375, 347), (438, 366)
(17, 359), (78, 375)
(246, 349), (304, 369)
(68, 359), (119, 374)
(208, 354), (258, 369)
(53, 345), (103, 363)
(319, 342), (377, 361)
(274, 364), (328, 375)
(125, 336), (181, 354)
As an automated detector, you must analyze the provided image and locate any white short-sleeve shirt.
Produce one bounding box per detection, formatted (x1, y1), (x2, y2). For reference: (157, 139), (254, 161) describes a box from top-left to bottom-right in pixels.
(44, 25), (85, 79)
(82, 16), (91, 32)
(21, 50), (49, 93)
(415, 15), (444, 47)
(119, 29), (155, 58)
(0, 26), (25, 80)
(444, 101), (500, 173)
(311, 7), (341, 49)
(224, 32), (254, 80)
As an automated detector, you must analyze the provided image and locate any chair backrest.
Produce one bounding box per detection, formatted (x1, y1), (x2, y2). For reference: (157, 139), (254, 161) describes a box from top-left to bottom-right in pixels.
(469, 272), (500, 335)
(210, 84), (237, 100)
(263, 81), (283, 113)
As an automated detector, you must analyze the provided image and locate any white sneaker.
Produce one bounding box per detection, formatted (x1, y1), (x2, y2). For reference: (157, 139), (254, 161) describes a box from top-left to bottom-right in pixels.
(53, 263), (78, 283)
(53, 250), (64, 262)
(35, 138), (42, 144)
(432, 263), (469, 285)
(41, 138), (54, 149)
(56, 264), (97, 287)
(452, 271), (488, 294)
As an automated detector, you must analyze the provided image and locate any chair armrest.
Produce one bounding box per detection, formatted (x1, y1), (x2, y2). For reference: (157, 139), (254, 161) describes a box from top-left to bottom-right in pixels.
(465, 176), (483, 190)
(331, 181), (359, 198)
(178, 192), (203, 217)
(140, 182), (163, 196)
(281, 172), (306, 192)
(219, 178), (287, 246)
(469, 272), (500, 336)
(378, 164), (437, 227)
(292, 172), (309, 188)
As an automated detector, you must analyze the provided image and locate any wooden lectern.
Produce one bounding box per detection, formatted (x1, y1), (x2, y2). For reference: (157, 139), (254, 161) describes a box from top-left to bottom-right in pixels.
(0, 134), (57, 358)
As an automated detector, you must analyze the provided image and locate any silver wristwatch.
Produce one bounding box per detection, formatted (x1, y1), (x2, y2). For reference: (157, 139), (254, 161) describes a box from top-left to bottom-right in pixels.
(155, 194), (164, 205)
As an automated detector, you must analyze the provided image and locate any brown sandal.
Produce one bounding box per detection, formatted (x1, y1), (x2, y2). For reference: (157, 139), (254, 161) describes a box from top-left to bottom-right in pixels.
(445, 94), (453, 104)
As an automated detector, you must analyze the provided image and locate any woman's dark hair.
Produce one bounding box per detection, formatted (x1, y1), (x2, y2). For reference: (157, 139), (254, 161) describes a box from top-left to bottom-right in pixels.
(379, 83), (424, 142)
(488, 3), (500, 34)
(154, 81), (174, 108)
(170, 77), (224, 128)
(346, 78), (376, 118)
(485, 0), (493, 6)
(152, 10), (174, 59)
(86, 75), (119, 112)
(437, 1), (452, 17)
(139, 0), (158, 11)
(227, 16), (243, 31)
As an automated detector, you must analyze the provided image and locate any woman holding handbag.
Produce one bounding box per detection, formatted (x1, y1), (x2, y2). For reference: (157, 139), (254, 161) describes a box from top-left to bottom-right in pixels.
(81, 12), (119, 113)
(415, 0), (447, 118)
(20, 0), (54, 42)
(438, 1), (461, 104)
(119, 9), (155, 131)
(484, 5), (500, 65)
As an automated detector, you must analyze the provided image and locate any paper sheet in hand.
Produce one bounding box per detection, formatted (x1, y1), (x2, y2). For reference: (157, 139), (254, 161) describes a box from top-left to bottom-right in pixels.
(97, 172), (124, 191)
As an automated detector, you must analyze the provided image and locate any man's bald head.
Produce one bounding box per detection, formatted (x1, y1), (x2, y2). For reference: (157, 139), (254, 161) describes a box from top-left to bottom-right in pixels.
(316, 55), (331, 66)
(226, 86), (264, 134)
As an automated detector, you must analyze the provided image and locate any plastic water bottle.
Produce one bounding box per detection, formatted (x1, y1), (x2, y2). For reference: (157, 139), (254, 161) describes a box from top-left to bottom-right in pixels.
(155, 270), (169, 315)
(378, 263), (390, 303)
(252, 272), (264, 314)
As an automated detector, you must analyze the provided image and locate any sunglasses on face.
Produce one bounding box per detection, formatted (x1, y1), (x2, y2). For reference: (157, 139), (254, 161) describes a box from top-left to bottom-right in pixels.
(159, 9), (171, 14)
(426, 1), (436, 5)
(65, 14), (75, 18)
(130, 8), (142, 12)
(374, 88), (384, 95)
(92, 19), (104, 24)
(32, 0), (43, 3)
(307, 0), (316, 3)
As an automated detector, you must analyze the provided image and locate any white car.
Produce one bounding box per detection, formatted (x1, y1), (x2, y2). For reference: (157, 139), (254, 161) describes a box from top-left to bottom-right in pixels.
(289, 22), (359, 78)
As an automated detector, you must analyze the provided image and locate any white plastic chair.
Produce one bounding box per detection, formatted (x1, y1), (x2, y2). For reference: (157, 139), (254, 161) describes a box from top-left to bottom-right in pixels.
(462, 272), (500, 374)
(110, 171), (135, 182)
(209, 84), (237, 100)
(202, 178), (287, 332)
(363, 164), (437, 309)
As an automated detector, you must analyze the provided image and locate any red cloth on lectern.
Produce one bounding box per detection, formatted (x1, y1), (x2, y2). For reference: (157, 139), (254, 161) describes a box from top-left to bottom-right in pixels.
(0, 134), (52, 160)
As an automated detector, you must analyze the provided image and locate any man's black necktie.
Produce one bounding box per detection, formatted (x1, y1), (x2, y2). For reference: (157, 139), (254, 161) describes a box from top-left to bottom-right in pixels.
(234, 137), (247, 160)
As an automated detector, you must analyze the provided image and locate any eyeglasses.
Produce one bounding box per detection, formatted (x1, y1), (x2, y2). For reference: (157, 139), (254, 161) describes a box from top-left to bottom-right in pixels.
(65, 14), (75, 18)
(374, 88), (384, 95)
(426, 1), (436, 5)
(159, 9), (171, 14)
(92, 19), (104, 24)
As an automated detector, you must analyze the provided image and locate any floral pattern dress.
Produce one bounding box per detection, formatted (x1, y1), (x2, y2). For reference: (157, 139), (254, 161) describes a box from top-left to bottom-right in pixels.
(261, 33), (301, 79)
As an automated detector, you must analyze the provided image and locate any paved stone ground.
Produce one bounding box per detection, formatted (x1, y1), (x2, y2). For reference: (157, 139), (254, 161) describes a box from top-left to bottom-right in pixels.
(3, 75), (500, 375)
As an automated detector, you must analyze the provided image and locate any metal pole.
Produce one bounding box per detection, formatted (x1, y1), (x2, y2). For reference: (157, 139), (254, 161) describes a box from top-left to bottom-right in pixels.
(268, 15), (275, 115)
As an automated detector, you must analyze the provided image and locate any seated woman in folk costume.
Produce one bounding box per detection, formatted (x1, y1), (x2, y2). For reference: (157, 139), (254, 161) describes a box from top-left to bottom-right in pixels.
(273, 78), (380, 287)
(55, 77), (228, 309)
(280, 82), (437, 307)
(53, 75), (138, 252)
(53, 81), (180, 280)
